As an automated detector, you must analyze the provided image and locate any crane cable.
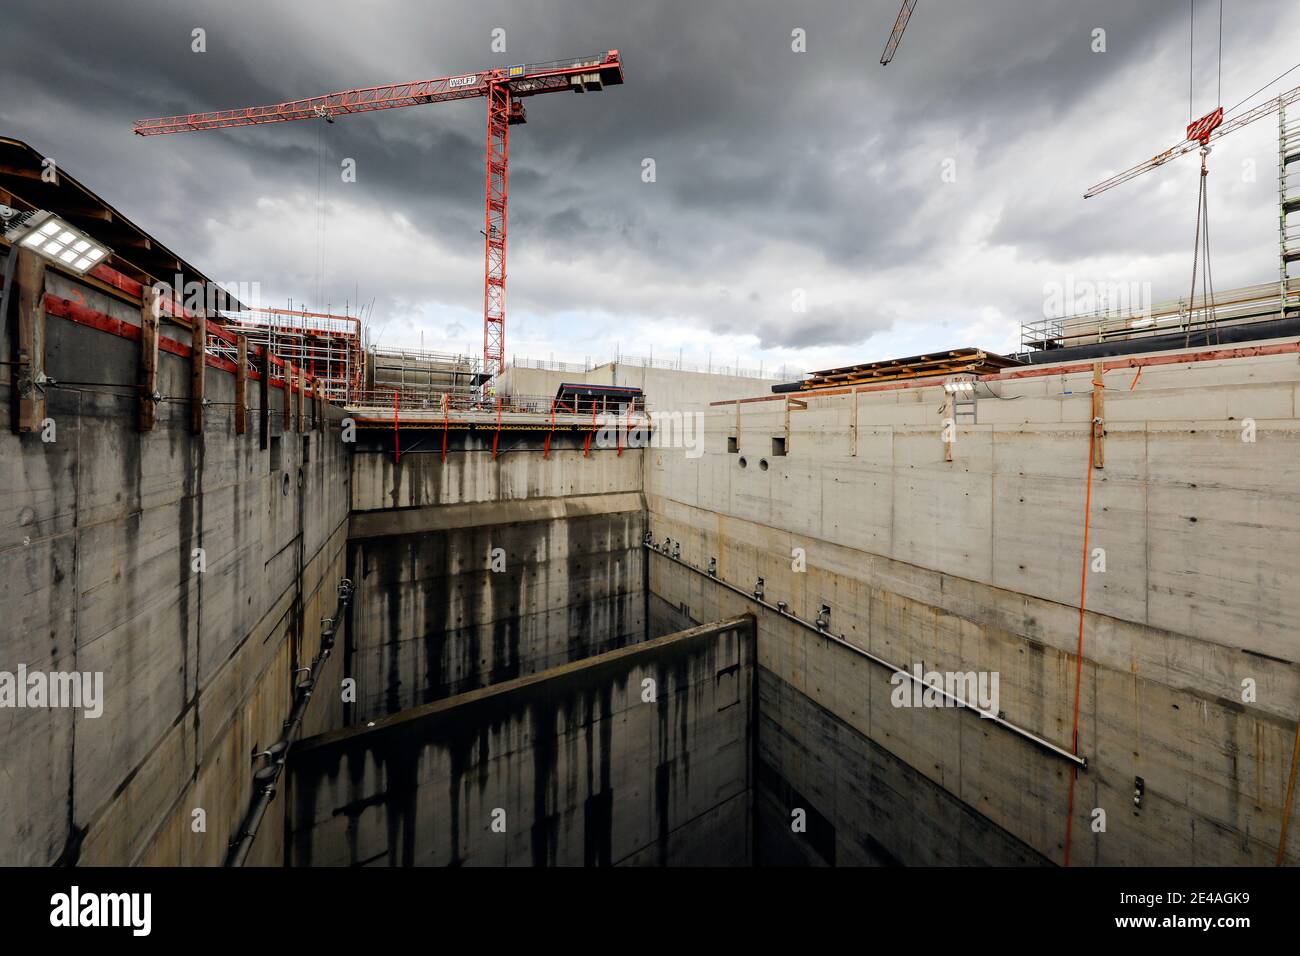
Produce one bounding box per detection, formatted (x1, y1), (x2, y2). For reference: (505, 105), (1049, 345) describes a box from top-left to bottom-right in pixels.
(315, 117), (327, 315)
(1184, 0), (1222, 349)
(1185, 150), (1221, 347)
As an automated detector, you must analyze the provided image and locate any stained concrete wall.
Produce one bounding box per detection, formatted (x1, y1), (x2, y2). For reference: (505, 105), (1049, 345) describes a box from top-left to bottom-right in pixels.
(346, 497), (645, 721)
(645, 341), (1300, 866)
(347, 441), (649, 722)
(1, 265), (351, 866)
(286, 615), (755, 866)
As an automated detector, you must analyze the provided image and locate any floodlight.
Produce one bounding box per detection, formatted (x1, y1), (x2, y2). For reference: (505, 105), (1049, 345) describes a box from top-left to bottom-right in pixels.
(4, 210), (111, 275)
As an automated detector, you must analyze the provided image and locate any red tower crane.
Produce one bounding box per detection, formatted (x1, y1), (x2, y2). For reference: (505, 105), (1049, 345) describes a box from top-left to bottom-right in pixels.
(1084, 83), (1300, 198)
(133, 50), (625, 383)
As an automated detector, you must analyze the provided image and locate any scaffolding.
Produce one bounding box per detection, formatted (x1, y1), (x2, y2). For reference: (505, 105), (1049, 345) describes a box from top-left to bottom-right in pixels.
(216, 307), (365, 403)
(1020, 279), (1298, 353)
(1281, 104), (1300, 310)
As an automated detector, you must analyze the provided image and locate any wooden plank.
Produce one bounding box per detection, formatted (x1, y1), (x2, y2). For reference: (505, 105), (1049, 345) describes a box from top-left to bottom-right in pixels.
(283, 361), (293, 432)
(12, 249), (46, 434)
(1091, 362), (1105, 469)
(234, 334), (247, 435)
(851, 387), (859, 456)
(190, 312), (205, 435)
(258, 346), (270, 450)
(313, 379), (322, 431)
(138, 288), (159, 431)
(941, 392), (954, 463)
(296, 367), (305, 432)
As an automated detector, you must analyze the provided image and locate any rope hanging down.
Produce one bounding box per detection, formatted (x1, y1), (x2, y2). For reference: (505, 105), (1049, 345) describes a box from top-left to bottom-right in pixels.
(1185, 146), (1221, 348)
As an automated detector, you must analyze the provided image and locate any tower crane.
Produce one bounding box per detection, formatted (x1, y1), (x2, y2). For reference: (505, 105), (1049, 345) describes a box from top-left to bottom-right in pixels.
(133, 50), (626, 383)
(1084, 84), (1300, 198)
(880, 0), (919, 66)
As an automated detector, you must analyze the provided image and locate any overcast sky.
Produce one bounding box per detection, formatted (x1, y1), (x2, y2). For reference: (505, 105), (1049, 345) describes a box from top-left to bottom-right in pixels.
(3, 0), (1297, 375)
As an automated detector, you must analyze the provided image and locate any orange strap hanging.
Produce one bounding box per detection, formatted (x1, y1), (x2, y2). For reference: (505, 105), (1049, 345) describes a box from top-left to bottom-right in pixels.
(544, 398), (555, 459)
(1063, 387), (1099, 866)
(583, 400), (596, 458)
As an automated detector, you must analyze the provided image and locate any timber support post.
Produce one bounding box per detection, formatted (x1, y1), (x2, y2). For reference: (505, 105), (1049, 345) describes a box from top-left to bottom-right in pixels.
(11, 248), (46, 434)
(234, 334), (247, 435)
(190, 312), (205, 435)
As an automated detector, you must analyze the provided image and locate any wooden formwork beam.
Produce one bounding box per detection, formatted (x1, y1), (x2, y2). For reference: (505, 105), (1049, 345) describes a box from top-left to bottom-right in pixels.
(784, 396), (806, 449)
(941, 392), (954, 462)
(283, 360), (292, 432)
(11, 249), (46, 434)
(190, 312), (205, 435)
(258, 346), (270, 450)
(1091, 362), (1105, 469)
(851, 387), (859, 456)
(296, 367), (305, 432)
(234, 334), (247, 435)
(138, 288), (159, 431)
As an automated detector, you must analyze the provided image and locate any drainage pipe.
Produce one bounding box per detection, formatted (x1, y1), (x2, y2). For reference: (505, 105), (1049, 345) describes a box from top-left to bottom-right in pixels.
(226, 578), (355, 866)
(644, 541), (1087, 770)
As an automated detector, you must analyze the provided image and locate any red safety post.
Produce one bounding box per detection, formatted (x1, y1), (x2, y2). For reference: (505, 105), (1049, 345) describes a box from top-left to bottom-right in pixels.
(544, 398), (555, 459)
(583, 399), (597, 458)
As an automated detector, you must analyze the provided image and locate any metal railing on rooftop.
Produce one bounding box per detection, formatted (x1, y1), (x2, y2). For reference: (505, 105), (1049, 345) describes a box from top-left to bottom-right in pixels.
(505, 353), (801, 381)
(346, 387), (646, 416)
(1020, 278), (1299, 353)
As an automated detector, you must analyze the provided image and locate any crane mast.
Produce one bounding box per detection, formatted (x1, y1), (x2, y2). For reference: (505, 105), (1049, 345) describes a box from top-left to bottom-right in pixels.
(134, 51), (625, 383)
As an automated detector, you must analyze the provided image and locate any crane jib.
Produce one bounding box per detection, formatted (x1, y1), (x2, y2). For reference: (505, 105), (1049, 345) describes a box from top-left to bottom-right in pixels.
(131, 51), (623, 134)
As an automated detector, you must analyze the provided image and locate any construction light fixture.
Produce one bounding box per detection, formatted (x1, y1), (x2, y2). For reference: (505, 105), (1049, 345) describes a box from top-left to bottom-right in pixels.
(4, 210), (111, 275)
(943, 377), (976, 394)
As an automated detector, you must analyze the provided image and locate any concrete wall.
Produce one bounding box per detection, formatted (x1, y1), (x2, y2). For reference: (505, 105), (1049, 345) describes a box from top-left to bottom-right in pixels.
(347, 445), (649, 722)
(346, 498), (645, 721)
(644, 342), (1300, 866)
(498, 362), (785, 411)
(287, 616), (755, 866)
(1, 266), (351, 866)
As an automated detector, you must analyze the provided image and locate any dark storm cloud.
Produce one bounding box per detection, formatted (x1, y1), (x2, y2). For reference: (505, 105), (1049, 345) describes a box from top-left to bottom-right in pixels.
(1, 0), (1294, 364)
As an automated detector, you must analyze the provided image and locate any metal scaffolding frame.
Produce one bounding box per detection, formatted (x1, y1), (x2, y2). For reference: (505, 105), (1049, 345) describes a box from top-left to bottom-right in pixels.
(217, 307), (364, 403)
(1281, 104), (1300, 307)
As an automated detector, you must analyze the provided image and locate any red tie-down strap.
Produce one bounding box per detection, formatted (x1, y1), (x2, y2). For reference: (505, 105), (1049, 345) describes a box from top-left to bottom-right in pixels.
(583, 401), (597, 458)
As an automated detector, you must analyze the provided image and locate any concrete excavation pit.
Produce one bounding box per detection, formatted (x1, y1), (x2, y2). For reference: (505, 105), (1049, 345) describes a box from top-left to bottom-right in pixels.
(4, 230), (1300, 867)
